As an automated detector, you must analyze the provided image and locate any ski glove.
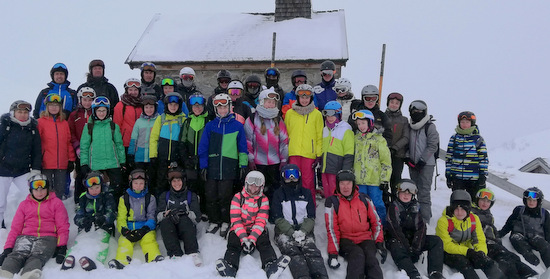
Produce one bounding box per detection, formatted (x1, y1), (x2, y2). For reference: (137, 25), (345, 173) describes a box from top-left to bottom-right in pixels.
(327, 254), (340, 269)
(313, 157), (322, 170)
(292, 230), (306, 245)
(248, 161), (257, 171)
(415, 160), (426, 170)
(477, 175), (487, 187)
(201, 169), (208, 181)
(376, 242), (388, 264)
(0, 248), (13, 265)
(242, 239), (256, 255)
(134, 226), (151, 241)
(82, 216), (93, 232)
(239, 167), (249, 181)
(379, 182), (389, 191)
(409, 247), (422, 263)
(126, 155), (136, 171)
(466, 249), (486, 263)
(67, 161), (75, 173)
(55, 246), (67, 264)
(81, 165), (91, 175)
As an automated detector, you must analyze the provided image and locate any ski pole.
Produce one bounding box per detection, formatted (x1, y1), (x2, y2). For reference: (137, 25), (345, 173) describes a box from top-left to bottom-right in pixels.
(271, 32), (277, 68)
(378, 44), (386, 106)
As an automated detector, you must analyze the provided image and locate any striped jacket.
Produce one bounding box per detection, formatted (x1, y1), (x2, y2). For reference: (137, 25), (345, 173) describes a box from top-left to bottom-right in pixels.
(321, 121), (354, 174)
(230, 188), (269, 244)
(445, 126), (488, 180)
(244, 113), (289, 166)
(128, 113), (158, 163)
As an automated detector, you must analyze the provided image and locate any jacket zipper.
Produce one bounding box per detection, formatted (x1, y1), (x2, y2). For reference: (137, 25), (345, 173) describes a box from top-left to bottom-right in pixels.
(55, 118), (60, 169)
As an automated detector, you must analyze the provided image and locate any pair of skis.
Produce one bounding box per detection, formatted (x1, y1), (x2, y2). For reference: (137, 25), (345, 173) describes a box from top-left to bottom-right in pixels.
(61, 255), (97, 271)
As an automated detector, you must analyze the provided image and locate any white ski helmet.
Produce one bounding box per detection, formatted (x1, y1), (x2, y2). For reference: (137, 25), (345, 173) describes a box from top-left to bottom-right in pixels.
(258, 87), (280, 107)
(213, 93), (232, 117)
(245, 171), (265, 196)
(77, 87), (96, 99)
(179, 67), (196, 77)
(295, 84), (313, 96)
(228, 80), (244, 90)
(334, 78), (352, 93)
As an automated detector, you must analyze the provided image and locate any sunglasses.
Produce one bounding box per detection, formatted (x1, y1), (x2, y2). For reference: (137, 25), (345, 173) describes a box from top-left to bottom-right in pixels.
(30, 179), (48, 190)
(246, 82), (260, 88)
(213, 98), (230, 106)
(477, 190), (494, 201)
(218, 78), (231, 84)
(181, 75), (194, 81)
(398, 181), (418, 194)
(245, 176), (264, 187)
(228, 88), (242, 96)
(167, 95), (180, 104)
(189, 95), (205, 105)
(81, 91), (95, 98)
(525, 191), (539, 200)
(322, 110), (339, 117)
(16, 102), (32, 111)
(84, 176), (102, 188)
(297, 90), (312, 96)
(363, 96), (378, 102)
(352, 111), (372, 120)
(52, 63), (67, 70)
(45, 94), (62, 103)
(126, 80), (141, 88)
(265, 92), (280, 101)
(294, 77), (306, 85)
(162, 78), (174, 86)
(95, 96), (110, 106)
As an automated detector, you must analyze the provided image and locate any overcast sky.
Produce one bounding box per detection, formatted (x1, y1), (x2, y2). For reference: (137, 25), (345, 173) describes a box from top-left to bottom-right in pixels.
(1, 0), (549, 147)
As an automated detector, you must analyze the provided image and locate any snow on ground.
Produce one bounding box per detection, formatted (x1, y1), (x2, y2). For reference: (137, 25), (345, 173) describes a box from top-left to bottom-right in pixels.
(0, 130), (549, 278)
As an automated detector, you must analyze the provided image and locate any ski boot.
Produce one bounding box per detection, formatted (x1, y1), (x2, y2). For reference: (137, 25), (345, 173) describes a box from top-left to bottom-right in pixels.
(79, 256), (97, 271)
(216, 258), (237, 278)
(428, 271), (445, 279)
(20, 269), (41, 279)
(61, 255), (76, 270)
(265, 255), (291, 279)
(108, 259), (126, 270)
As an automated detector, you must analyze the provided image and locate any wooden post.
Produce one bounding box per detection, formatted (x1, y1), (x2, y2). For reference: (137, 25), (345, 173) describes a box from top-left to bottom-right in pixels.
(378, 44), (386, 106)
(271, 32), (277, 67)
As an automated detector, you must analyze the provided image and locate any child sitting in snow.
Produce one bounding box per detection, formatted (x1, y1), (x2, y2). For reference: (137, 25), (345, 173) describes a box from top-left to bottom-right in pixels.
(0, 173), (70, 279)
(471, 188), (538, 279)
(61, 171), (116, 271)
(215, 171), (290, 279)
(156, 166), (202, 265)
(499, 187), (550, 269)
(109, 169), (163, 269)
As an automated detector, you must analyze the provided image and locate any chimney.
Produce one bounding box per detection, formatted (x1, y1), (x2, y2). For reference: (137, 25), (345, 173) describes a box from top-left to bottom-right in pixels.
(275, 0), (312, 22)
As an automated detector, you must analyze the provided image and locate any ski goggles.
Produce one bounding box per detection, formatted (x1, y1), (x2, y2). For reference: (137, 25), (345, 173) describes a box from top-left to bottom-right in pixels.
(351, 111), (372, 121)
(218, 78), (231, 84)
(81, 91), (95, 98)
(125, 80), (141, 88)
(140, 62), (156, 72)
(409, 101), (427, 111)
(52, 63), (67, 70)
(213, 98), (230, 106)
(265, 92), (280, 101)
(245, 176), (264, 187)
(15, 102), (32, 111)
(477, 190), (495, 201)
(321, 70), (334, 77)
(45, 94), (62, 103)
(84, 176), (102, 188)
(129, 171), (147, 181)
(363, 96), (378, 102)
(181, 75), (194, 81)
(29, 179), (47, 190)
(90, 60), (105, 68)
(387, 92), (403, 102)
(397, 181), (418, 194)
(296, 90), (313, 97)
(322, 109), (339, 117)
(246, 82), (260, 89)
(167, 95), (180, 104)
(95, 97), (110, 106)
(189, 95), (205, 105)
(524, 191), (540, 200)
(266, 69), (278, 76)
(162, 78), (174, 86)
(293, 77), (306, 85)
(228, 88), (242, 96)
(458, 112), (476, 122)
(335, 88), (347, 94)
(282, 168), (300, 182)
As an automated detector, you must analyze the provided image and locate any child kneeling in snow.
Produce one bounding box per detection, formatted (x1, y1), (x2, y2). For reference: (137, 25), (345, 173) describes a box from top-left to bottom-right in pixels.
(109, 169), (163, 269)
(0, 173), (70, 279)
(216, 171), (290, 279)
(61, 171), (116, 271)
(156, 166), (202, 266)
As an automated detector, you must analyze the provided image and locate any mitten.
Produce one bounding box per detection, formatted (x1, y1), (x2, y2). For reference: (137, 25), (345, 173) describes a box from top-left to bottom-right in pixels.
(67, 161), (75, 173)
(242, 238), (256, 255)
(80, 165), (91, 175)
(82, 216), (93, 232)
(0, 248), (13, 265)
(327, 254), (340, 269)
(416, 160), (426, 170)
(376, 242), (388, 264)
(292, 230), (306, 244)
(379, 182), (389, 191)
(55, 246), (67, 264)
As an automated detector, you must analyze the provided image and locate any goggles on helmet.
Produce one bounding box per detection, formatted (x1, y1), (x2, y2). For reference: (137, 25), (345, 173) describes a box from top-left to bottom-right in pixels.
(162, 78), (174, 86)
(397, 181), (418, 194)
(410, 101), (427, 111)
(322, 110), (338, 117)
(125, 80), (141, 88)
(84, 176), (102, 188)
(167, 95), (180, 104)
(45, 94), (62, 104)
(296, 90), (312, 97)
(130, 171), (147, 181)
(141, 62), (156, 72)
(477, 190), (495, 201)
(388, 92), (403, 102)
(245, 176), (264, 187)
(81, 91), (95, 98)
(218, 78), (231, 84)
(266, 69), (278, 76)
(321, 70), (334, 77)
(213, 98), (230, 107)
(294, 77), (306, 85)
(335, 88), (348, 94)
(352, 111), (371, 121)
(228, 88), (242, 96)
(52, 63), (68, 70)
(525, 190), (540, 200)
(189, 95), (205, 106)
(282, 168), (300, 182)
(181, 75), (194, 81)
(15, 102), (32, 111)
(363, 96), (378, 102)
(30, 179), (48, 190)
(458, 112), (476, 121)
(94, 97), (110, 106)
(265, 92), (280, 101)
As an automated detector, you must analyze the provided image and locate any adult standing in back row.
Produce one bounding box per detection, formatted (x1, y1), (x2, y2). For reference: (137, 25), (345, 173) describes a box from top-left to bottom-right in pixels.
(33, 63), (77, 119)
(312, 60), (337, 111)
(77, 59), (119, 112)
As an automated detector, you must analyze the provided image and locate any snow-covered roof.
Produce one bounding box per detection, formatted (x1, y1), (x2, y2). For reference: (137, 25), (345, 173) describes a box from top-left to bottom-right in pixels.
(519, 157), (550, 174)
(126, 10), (348, 65)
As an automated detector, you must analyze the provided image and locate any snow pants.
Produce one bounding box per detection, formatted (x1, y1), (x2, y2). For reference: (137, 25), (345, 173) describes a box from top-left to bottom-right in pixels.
(275, 234), (328, 279)
(186, 169), (206, 215)
(0, 173), (28, 224)
(224, 230), (277, 270)
(443, 252), (504, 279)
(289, 156), (316, 207)
(74, 158), (85, 204)
(389, 156), (404, 204)
(115, 230), (161, 264)
(409, 166), (434, 223)
(321, 173), (337, 199)
(67, 229), (111, 264)
(387, 235), (444, 278)
(205, 179), (233, 224)
(159, 215), (199, 257)
(100, 168), (123, 201)
(510, 232), (550, 267)
(153, 160), (171, 197)
(339, 238), (383, 279)
(358, 185), (386, 224)
(257, 164), (280, 203)
(487, 241), (537, 279)
(42, 169), (68, 200)
(1, 235), (57, 275)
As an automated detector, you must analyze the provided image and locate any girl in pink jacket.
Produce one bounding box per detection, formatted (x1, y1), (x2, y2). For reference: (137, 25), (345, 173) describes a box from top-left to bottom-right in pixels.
(0, 173), (70, 279)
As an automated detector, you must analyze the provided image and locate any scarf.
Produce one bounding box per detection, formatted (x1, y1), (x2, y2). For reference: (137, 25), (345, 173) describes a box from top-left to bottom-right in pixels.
(256, 105), (279, 119)
(291, 101), (315, 116)
(455, 125), (475, 135)
(121, 93), (142, 107)
(9, 111), (31, 127)
(326, 118), (340, 130)
(410, 115), (430, 130)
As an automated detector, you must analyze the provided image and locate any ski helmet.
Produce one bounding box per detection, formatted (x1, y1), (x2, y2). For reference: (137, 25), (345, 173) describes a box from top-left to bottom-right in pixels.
(265, 67), (280, 86)
(44, 93), (63, 105)
(217, 70), (232, 82)
(161, 78), (175, 87)
(361, 85), (379, 97)
(281, 164), (301, 189)
(386, 92), (404, 110)
(475, 188), (495, 208)
(77, 87), (96, 99)
(334, 78), (352, 94)
(83, 171), (104, 188)
(179, 67), (196, 77)
(352, 110), (375, 132)
(228, 80), (244, 90)
(244, 75), (262, 98)
(291, 70), (307, 87)
(409, 100), (428, 123)
(89, 59), (105, 73)
(189, 93), (206, 107)
(129, 169), (147, 183)
(295, 84), (313, 96)
(458, 111), (476, 126)
(167, 164), (186, 191)
(50, 62), (68, 81)
(91, 96), (111, 119)
(10, 100), (32, 112)
(450, 190), (472, 214)
(213, 93), (232, 117)
(258, 87), (280, 107)
(523, 187), (544, 207)
(320, 60), (336, 71)
(28, 173), (49, 194)
(163, 92), (184, 115)
(140, 62), (157, 80)
(322, 101), (342, 118)
(124, 78), (141, 89)
(396, 179), (418, 195)
(336, 170), (355, 196)
(244, 171), (265, 196)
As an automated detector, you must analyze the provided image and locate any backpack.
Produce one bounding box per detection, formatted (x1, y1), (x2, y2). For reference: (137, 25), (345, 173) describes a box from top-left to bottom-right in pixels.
(424, 121), (440, 160)
(164, 190), (192, 208)
(447, 213), (476, 233)
(328, 193), (373, 215)
(123, 192), (152, 217)
(87, 120), (116, 144)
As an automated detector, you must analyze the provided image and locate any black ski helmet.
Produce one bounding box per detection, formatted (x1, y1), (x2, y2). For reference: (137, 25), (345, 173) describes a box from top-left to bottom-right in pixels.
(336, 170), (355, 197)
(217, 70), (232, 82)
(291, 70), (307, 87)
(163, 92), (184, 116)
(320, 60), (336, 71)
(523, 187), (544, 207)
(458, 111), (476, 126)
(409, 100), (428, 123)
(244, 75), (262, 98)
